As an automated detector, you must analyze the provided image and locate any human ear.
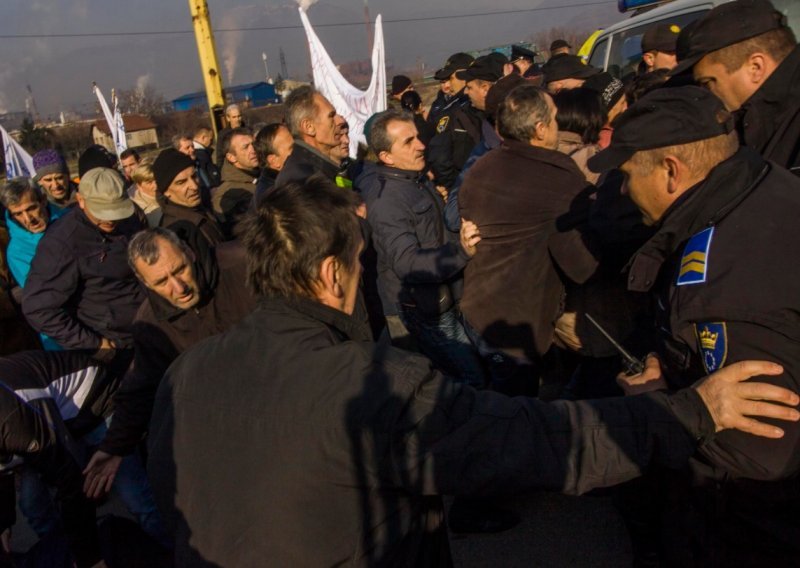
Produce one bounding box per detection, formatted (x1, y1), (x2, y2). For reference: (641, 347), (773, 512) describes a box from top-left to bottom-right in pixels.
(747, 53), (768, 83)
(378, 151), (394, 166)
(664, 155), (682, 194)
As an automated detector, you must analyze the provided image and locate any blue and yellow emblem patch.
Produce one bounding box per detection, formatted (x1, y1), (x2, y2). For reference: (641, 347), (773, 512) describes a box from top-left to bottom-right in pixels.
(695, 322), (728, 373)
(436, 116), (450, 134)
(677, 226), (714, 286)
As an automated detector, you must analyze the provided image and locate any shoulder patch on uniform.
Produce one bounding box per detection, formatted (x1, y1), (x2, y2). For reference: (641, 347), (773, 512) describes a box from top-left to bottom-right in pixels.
(695, 322), (728, 373)
(436, 116), (450, 134)
(677, 226), (714, 286)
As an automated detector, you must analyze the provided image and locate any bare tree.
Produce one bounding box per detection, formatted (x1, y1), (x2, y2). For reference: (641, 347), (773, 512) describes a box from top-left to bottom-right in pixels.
(118, 84), (168, 117)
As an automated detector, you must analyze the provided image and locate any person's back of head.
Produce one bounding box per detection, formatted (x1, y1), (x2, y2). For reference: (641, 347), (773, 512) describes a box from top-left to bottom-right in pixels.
(241, 175), (362, 301)
(400, 90), (423, 113)
(553, 87), (607, 144)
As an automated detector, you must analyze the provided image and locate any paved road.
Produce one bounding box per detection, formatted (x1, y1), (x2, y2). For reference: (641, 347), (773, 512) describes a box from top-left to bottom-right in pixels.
(449, 492), (632, 567)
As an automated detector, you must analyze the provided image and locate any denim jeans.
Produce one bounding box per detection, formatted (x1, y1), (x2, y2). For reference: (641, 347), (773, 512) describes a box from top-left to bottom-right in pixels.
(397, 305), (486, 387)
(18, 418), (169, 547)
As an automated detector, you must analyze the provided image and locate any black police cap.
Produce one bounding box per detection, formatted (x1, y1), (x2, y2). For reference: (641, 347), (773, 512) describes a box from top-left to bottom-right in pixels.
(456, 53), (508, 82)
(542, 54), (599, 84)
(588, 86), (735, 173)
(641, 23), (681, 53)
(511, 44), (537, 61)
(434, 52), (475, 81)
(671, 0), (788, 76)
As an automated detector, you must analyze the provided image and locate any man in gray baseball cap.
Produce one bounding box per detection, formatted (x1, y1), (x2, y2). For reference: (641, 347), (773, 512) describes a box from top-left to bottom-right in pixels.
(23, 166), (145, 357)
(673, 0), (799, 173)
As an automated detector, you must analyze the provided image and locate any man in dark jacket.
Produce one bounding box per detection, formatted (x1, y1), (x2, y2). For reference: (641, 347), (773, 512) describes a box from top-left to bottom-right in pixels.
(83, 227), (255, 497)
(23, 168), (145, 356)
(253, 122), (294, 205)
(364, 110), (484, 387)
(275, 85), (343, 186)
(589, 85), (800, 564)
(673, 0), (800, 174)
(0, 355), (100, 566)
(147, 176), (799, 567)
(459, 84), (599, 388)
(153, 148), (225, 256)
(212, 127), (260, 233)
(192, 125), (221, 193)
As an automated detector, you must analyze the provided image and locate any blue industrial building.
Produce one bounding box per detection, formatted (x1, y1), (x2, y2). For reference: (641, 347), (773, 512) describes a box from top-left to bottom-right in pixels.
(172, 82), (281, 112)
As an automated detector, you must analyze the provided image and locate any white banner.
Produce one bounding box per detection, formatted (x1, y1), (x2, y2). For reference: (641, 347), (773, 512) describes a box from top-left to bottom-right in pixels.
(299, 7), (386, 157)
(1, 124), (35, 179)
(93, 84), (127, 158)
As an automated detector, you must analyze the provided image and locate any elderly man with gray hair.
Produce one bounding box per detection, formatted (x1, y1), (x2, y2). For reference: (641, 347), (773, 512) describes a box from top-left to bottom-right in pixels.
(275, 85), (344, 185)
(83, 227), (255, 497)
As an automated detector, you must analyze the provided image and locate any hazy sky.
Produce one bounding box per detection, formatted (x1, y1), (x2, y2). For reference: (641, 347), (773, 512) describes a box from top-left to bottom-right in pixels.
(0, 0), (625, 117)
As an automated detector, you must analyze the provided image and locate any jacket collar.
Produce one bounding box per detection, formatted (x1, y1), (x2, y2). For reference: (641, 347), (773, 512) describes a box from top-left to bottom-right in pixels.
(502, 139), (584, 174)
(259, 295), (373, 342)
(293, 140), (340, 168)
(221, 161), (259, 183)
(626, 147), (769, 292)
(374, 164), (425, 183)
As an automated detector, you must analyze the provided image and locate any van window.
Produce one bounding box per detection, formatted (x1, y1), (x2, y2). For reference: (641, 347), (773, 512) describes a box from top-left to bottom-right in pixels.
(588, 37), (609, 69)
(605, 10), (709, 79)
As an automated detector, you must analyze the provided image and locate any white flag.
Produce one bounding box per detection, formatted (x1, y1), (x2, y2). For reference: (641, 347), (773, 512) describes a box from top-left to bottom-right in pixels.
(112, 92), (128, 156)
(1, 124), (35, 179)
(93, 84), (127, 158)
(299, 8), (386, 157)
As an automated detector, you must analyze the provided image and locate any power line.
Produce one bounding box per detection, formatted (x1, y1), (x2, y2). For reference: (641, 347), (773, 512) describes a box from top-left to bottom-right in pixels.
(0, 1), (615, 39)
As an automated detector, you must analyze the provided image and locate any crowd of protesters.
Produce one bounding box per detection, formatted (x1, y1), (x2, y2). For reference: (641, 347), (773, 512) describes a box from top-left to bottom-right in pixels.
(0, 0), (799, 565)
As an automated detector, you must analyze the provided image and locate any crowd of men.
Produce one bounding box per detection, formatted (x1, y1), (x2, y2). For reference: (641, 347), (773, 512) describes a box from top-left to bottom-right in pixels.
(0, 0), (799, 565)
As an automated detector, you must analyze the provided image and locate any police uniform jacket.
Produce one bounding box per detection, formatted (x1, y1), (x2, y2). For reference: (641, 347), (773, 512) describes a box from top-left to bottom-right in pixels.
(627, 147), (800, 563)
(425, 91), (482, 188)
(736, 44), (800, 175)
(147, 294), (718, 567)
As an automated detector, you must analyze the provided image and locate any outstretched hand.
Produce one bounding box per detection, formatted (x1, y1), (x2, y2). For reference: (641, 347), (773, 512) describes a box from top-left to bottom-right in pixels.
(83, 450), (123, 499)
(694, 361), (800, 438)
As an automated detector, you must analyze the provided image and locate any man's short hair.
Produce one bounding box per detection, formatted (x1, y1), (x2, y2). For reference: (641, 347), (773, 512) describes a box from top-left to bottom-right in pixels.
(193, 124), (213, 139)
(241, 175), (362, 299)
(120, 148), (140, 162)
(219, 127), (253, 159)
(497, 84), (552, 143)
(128, 227), (192, 277)
(705, 27), (796, 72)
(171, 134), (192, 150)
(630, 130), (739, 179)
(0, 177), (43, 208)
(131, 158), (155, 185)
(284, 86), (319, 138)
(367, 110), (414, 158)
(254, 123), (287, 165)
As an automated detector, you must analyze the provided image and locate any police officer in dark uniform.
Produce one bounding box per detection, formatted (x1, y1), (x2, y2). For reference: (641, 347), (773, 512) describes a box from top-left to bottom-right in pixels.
(427, 52), (474, 129)
(589, 85), (800, 565)
(426, 53), (508, 189)
(510, 44), (543, 81)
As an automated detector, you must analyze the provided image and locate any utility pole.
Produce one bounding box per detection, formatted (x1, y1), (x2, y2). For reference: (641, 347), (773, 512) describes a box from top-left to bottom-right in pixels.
(262, 52), (271, 83)
(187, 0), (226, 138)
(280, 47), (289, 79)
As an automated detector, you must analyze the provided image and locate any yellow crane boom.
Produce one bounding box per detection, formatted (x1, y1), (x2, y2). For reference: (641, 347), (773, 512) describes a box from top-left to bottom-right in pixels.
(188, 0), (226, 137)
